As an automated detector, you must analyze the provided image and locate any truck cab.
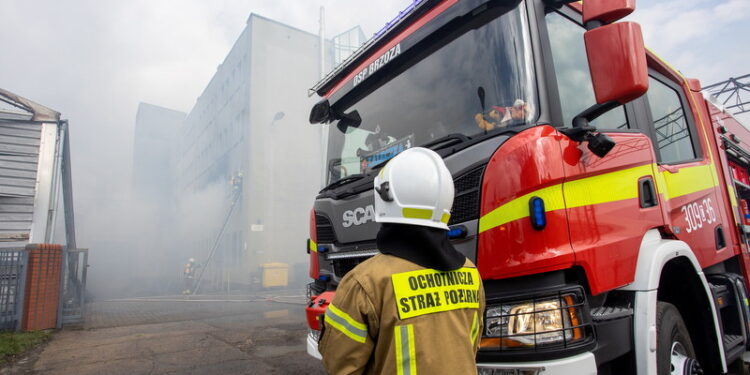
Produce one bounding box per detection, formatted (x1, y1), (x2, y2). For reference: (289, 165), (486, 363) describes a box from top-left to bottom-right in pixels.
(306, 0), (750, 373)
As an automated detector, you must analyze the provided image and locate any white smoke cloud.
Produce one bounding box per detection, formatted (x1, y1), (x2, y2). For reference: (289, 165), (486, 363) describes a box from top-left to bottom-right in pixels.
(0, 0), (746, 297)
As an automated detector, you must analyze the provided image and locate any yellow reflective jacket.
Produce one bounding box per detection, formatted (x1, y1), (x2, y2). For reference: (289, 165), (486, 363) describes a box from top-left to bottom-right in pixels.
(319, 254), (485, 375)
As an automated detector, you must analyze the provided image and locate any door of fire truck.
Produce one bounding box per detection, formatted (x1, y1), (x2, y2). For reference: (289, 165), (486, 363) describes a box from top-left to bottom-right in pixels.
(639, 70), (733, 264)
(633, 68), (749, 371)
(541, 5), (665, 295)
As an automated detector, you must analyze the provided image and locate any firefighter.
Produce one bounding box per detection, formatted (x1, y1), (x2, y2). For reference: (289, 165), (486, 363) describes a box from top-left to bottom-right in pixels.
(318, 147), (485, 374)
(183, 258), (198, 295)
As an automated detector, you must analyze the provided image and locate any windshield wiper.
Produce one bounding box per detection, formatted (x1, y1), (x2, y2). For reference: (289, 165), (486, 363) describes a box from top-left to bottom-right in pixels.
(423, 133), (471, 151)
(320, 174), (366, 193)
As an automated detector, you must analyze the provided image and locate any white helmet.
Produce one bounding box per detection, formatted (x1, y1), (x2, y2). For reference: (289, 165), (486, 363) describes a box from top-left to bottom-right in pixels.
(373, 147), (454, 230)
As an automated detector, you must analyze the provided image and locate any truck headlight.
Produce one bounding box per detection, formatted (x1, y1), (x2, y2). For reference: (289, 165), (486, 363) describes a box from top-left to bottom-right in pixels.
(481, 292), (589, 350)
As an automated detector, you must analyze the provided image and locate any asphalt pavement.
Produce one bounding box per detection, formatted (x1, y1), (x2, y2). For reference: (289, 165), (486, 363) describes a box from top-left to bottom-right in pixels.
(1, 291), (327, 374)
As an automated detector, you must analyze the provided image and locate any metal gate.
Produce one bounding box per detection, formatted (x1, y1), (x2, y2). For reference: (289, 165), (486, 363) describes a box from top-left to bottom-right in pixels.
(59, 248), (88, 326)
(0, 248), (28, 331)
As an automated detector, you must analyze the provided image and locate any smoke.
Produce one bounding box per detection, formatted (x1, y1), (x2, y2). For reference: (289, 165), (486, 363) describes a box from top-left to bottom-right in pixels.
(1, 0), (746, 300)
(0, 0), (407, 300)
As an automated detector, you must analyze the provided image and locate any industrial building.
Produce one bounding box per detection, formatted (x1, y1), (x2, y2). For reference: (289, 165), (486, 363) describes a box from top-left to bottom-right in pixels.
(133, 103), (186, 206)
(161, 14), (365, 291)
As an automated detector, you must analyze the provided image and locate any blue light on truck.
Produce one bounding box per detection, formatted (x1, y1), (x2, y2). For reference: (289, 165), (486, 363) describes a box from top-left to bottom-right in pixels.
(447, 225), (467, 239)
(374, 0), (426, 38)
(529, 197), (546, 230)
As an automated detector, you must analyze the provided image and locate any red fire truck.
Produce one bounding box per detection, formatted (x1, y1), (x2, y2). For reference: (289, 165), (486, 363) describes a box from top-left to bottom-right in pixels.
(305, 0), (750, 373)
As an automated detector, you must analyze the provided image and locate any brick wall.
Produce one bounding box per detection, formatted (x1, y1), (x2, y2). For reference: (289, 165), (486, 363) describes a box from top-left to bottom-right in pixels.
(22, 244), (62, 331)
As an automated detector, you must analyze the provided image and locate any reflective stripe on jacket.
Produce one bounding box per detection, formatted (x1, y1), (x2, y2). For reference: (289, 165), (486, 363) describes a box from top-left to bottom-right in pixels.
(319, 254), (485, 375)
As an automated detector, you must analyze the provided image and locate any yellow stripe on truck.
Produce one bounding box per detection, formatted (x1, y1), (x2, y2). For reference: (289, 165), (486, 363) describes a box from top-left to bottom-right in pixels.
(478, 163), (719, 234)
(656, 163), (716, 201)
(478, 164), (651, 233)
(478, 184), (565, 233)
(564, 164), (652, 209)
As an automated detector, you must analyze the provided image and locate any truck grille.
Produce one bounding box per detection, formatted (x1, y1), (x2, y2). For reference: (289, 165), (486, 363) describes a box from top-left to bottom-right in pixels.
(315, 214), (336, 243)
(332, 257), (369, 278)
(449, 166), (484, 225)
(327, 250), (379, 279)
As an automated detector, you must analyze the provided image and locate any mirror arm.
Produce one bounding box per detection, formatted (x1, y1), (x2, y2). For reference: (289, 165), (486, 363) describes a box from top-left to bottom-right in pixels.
(542, 0), (579, 9)
(572, 100), (619, 129)
(561, 100), (619, 158)
(584, 19), (603, 31)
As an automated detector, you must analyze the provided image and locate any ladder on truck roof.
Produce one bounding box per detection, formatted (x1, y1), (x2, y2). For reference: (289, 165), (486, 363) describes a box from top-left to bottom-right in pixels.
(704, 74), (750, 117)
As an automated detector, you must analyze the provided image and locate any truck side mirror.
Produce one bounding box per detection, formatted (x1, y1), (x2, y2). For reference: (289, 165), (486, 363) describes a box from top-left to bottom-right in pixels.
(584, 22), (648, 105)
(309, 99), (332, 124)
(583, 0), (635, 27)
(562, 0), (645, 158)
(582, 0), (647, 105)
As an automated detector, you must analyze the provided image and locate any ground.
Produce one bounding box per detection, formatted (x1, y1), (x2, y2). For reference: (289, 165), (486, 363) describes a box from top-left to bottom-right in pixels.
(0, 291), (327, 374)
(0, 331), (50, 364)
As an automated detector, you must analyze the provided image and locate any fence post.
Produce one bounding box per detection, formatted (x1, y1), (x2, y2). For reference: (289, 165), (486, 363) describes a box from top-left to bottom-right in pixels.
(56, 247), (67, 329)
(22, 244), (63, 331)
(4, 248), (29, 331)
(80, 250), (87, 314)
(15, 249), (29, 332)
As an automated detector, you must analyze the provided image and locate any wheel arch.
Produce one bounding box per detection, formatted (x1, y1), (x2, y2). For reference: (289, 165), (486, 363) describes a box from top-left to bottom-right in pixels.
(619, 229), (726, 374)
(658, 257), (724, 374)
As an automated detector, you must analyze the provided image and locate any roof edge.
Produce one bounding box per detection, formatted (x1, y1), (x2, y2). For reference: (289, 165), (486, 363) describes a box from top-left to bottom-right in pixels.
(0, 88), (60, 122)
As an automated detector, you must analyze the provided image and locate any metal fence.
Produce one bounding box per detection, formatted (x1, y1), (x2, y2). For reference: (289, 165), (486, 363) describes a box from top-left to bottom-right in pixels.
(0, 248), (28, 331)
(59, 248), (88, 326)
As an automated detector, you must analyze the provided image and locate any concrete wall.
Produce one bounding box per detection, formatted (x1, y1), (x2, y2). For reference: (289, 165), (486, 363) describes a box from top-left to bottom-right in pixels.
(245, 14), (328, 280)
(175, 14), (331, 290)
(133, 103), (185, 206)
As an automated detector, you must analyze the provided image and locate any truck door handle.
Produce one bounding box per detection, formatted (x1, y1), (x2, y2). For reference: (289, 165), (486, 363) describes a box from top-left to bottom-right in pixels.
(639, 177), (658, 208)
(660, 165), (680, 174)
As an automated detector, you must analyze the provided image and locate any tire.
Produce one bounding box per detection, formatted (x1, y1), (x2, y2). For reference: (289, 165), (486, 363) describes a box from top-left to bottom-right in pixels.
(656, 302), (702, 375)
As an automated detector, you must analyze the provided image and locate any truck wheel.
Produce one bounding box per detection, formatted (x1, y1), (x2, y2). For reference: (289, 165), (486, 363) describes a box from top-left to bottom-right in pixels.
(656, 302), (703, 375)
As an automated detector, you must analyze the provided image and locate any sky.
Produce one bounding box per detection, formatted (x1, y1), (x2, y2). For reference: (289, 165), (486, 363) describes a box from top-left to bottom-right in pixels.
(0, 0), (748, 296)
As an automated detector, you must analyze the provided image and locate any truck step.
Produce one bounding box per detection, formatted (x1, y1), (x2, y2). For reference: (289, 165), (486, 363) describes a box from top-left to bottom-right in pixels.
(708, 274), (750, 365)
(724, 334), (744, 349)
(710, 282), (732, 309)
(590, 306), (633, 322)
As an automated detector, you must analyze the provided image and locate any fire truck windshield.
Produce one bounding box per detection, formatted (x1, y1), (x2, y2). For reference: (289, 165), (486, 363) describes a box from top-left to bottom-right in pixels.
(326, 6), (536, 185)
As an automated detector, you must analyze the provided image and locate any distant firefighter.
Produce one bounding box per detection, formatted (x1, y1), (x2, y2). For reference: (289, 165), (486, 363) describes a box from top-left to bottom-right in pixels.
(183, 258), (201, 294)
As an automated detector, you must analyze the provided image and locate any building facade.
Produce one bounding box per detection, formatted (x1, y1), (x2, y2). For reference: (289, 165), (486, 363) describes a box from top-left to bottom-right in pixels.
(133, 103), (185, 205)
(132, 103), (186, 294)
(175, 14), (352, 291)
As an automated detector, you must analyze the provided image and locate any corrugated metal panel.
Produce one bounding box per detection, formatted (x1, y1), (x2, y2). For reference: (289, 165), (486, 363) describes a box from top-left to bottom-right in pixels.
(0, 123), (41, 244)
